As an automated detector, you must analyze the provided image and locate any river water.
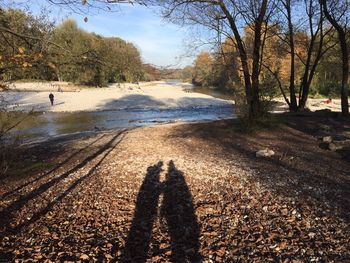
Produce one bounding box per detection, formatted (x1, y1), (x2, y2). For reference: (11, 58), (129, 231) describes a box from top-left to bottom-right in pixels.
(9, 83), (235, 141)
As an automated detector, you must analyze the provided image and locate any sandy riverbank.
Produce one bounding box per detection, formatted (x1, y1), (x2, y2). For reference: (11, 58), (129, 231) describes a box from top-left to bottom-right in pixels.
(1, 81), (343, 113)
(2, 81), (232, 112)
(273, 97), (343, 113)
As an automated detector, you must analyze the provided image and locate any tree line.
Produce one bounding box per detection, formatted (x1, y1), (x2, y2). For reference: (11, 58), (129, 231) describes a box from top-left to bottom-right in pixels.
(155, 0), (350, 117)
(0, 8), (144, 86)
(188, 24), (349, 100)
(1, 0), (350, 118)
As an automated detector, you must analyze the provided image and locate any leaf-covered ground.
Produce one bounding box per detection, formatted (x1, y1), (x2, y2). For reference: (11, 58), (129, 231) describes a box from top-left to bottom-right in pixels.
(0, 116), (349, 262)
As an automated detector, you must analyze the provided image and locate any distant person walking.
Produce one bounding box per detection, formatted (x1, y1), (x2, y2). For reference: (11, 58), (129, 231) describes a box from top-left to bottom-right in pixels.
(49, 93), (54, 106)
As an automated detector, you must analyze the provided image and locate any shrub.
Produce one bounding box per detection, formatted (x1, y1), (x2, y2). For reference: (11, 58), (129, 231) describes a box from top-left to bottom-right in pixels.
(318, 82), (342, 97)
(233, 114), (283, 134)
(0, 89), (29, 177)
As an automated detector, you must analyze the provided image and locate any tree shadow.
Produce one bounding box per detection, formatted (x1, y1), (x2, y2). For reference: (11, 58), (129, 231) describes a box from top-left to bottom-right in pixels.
(9, 131), (124, 234)
(0, 134), (106, 199)
(0, 131), (126, 233)
(168, 121), (350, 220)
(121, 161), (201, 262)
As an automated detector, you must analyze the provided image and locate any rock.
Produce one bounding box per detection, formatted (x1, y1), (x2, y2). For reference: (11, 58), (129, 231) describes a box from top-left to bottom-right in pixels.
(256, 149), (275, 158)
(328, 142), (347, 152)
(308, 232), (316, 239)
(329, 143), (338, 152)
(322, 136), (332, 143)
(80, 254), (89, 260)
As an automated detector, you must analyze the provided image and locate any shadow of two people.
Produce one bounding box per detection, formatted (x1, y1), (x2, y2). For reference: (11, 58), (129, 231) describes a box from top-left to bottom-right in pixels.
(121, 160), (201, 263)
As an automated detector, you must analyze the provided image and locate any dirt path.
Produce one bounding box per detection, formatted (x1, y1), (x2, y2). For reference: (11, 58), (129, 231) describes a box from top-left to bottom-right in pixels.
(0, 118), (349, 262)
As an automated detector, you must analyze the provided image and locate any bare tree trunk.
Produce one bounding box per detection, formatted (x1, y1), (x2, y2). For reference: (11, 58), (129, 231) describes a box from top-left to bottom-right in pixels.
(250, 0), (268, 117)
(339, 34), (350, 116)
(299, 44), (323, 110)
(299, 1), (325, 110)
(218, 1), (253, 115)
(219, 0), (268, 118)
(320, 0), (349, 116)
(285, 0), (298, 111)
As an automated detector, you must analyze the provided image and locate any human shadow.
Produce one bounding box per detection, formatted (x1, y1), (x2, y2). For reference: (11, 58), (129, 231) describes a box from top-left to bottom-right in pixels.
(121, 161), (201, 262)
(161, 160), (201, 262)
(121, 161), (163, 262)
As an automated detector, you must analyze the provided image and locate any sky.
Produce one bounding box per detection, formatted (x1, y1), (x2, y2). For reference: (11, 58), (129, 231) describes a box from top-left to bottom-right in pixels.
(23, 1), (194, 68)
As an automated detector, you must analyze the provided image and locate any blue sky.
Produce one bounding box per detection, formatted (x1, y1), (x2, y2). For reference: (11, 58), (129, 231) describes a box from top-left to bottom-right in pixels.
(26, 2), (194, 67)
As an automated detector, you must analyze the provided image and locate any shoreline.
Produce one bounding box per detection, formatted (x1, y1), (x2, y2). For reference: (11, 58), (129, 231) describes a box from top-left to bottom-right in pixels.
(13, 107), (236, 145)
(2, 80), (343, 113)
(13, 103), (235, 114)
(19, 118), (238, 146)
(2, 81), (233, 113)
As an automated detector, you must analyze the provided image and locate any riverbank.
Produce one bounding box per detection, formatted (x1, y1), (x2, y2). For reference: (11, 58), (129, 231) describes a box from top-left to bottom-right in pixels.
(2, 81), (232, 112)
(273, 97), (343, 113)
(1, 116), (349, 261)
(2, 81), (343, 113)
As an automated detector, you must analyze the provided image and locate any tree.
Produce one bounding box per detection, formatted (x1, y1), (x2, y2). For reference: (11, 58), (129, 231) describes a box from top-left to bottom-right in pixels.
(0, 8), (53, 80)
(319, 0), (349, 116)
(262, 0), (336, 111)
(155, 0), (278, 118)
(53, 19), (143, 85)
(297, 1), (329, 109)
(0, 10), (144, 86)
(192, 52), (214, 86)
(180, 65), (194, 82)
(212, 38), (240, 90)
(278, 0), (298, 111)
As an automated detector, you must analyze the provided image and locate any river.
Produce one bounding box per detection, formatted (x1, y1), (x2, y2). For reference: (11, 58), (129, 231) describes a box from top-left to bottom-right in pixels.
(8, 83), (235, 142)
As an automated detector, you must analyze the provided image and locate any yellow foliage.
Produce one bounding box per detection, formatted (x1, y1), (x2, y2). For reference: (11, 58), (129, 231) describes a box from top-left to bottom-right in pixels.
(22, 62), (32, 68)
(48, 62), (56, 69)
(18, 47), (25, 54)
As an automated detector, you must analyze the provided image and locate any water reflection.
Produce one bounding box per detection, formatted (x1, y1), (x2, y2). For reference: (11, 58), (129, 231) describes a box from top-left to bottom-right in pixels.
(55, 113), (104, 135)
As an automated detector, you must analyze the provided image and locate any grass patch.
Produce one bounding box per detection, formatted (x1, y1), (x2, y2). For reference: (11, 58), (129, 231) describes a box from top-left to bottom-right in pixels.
(232, 114), (284, 134)
(309, 93), (329, 99)
(5, 160), (56, 179)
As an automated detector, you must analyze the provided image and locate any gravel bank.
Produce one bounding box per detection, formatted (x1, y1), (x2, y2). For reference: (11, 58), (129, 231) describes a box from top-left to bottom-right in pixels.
(1, 118), (349, 261)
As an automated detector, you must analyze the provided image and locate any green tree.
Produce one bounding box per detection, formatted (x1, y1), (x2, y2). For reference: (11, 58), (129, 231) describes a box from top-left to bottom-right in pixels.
(49, 19), (143, 86)
(0, 8), (53, 81)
